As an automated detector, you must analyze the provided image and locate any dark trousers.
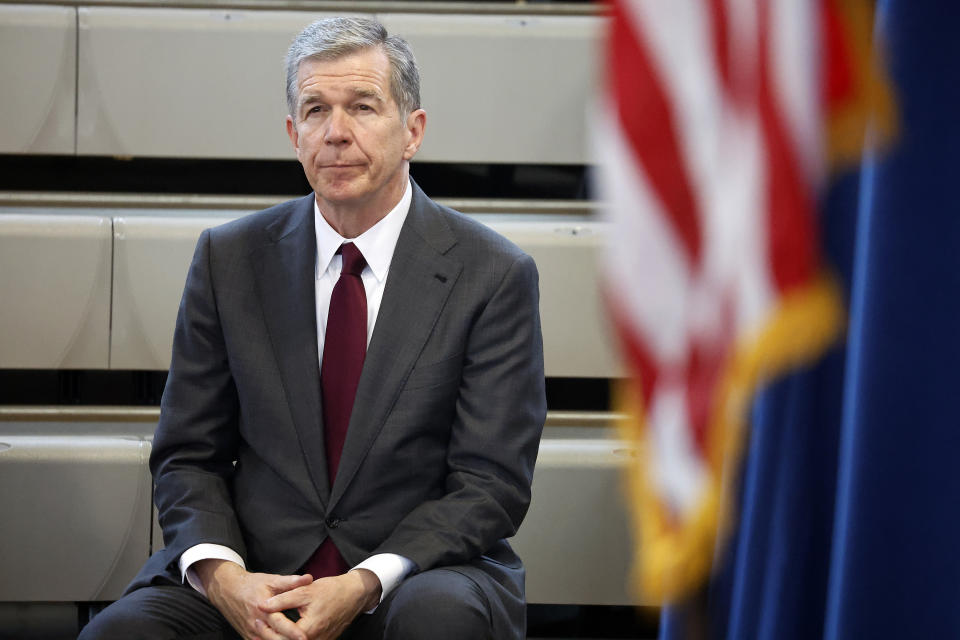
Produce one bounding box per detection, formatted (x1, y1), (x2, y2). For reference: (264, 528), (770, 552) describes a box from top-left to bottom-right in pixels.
(78, 568), (499, 640)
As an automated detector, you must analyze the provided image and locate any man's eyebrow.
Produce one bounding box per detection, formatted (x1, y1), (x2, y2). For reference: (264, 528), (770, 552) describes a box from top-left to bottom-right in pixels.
(298, 94), (324, 109)
(298, 89), (384, 110)
(351, 88), (385, 102)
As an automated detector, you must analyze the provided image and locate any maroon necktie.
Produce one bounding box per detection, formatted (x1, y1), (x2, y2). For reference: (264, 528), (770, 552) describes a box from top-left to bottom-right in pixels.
(304, 242), (367, 579)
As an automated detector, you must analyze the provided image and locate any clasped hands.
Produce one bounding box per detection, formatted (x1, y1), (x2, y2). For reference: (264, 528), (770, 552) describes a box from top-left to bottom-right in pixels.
(195, 559), (382, 640)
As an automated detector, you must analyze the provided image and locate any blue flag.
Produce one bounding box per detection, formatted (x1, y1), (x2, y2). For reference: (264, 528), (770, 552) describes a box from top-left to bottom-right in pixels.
(661, 1), (960, 638)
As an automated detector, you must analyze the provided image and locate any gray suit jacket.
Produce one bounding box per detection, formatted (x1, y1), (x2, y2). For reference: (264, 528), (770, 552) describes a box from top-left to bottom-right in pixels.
(131, 181), (546, 637)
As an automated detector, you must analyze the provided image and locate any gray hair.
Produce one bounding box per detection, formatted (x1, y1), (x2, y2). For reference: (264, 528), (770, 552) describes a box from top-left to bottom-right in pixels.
(285, 16), (421, 119)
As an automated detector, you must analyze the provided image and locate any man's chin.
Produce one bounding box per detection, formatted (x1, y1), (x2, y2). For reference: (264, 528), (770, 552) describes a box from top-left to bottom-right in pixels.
(312, 177), (364, 199)
(313, 184), (372, 209)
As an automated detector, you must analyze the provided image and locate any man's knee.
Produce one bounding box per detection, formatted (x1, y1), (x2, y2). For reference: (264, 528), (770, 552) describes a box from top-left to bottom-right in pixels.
(78, 585), (231, 640)
(79, 598), (166, 640)
(381, 569), (493, 640)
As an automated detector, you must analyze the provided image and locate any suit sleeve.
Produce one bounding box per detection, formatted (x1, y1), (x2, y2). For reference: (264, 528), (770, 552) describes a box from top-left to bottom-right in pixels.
(150, 229), (247, 567)
(374, 251), (547, 570)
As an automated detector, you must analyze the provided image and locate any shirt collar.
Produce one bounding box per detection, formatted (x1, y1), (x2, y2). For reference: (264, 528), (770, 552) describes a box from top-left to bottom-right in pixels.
(314, 179), (412, 283)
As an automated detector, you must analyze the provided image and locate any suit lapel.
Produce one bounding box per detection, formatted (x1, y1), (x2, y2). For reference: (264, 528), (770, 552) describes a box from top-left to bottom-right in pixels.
(329, 184), (462, 509)
(251, 195), (330, 508)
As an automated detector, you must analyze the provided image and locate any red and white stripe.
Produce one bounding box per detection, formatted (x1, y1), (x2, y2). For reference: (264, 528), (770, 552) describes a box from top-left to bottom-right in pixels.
(598, 0), (822, 518)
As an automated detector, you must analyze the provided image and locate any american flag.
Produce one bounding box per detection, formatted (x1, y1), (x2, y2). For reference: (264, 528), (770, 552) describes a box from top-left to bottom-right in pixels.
(595, 0), (880, 600)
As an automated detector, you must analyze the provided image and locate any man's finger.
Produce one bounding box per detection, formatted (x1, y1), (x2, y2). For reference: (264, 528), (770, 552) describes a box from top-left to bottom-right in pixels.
(253, 618), (284, 640)
(256, 615), (306, 640)
(267, 573), (313, 595)
(295, 611), (346, 640)
(294, 614), (325, 640)
(259, 587), (311, 614)
(268, 611), (308, 640)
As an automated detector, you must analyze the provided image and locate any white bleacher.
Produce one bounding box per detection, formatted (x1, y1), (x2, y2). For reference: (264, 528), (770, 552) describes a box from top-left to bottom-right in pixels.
(76, 9), (600, 163)
(0, 428), (153, 601)
(0, 214), (112, 369)
(107, 211), (619, 377)
(0, 4), (76, 155)
(111, 215), (236, 370)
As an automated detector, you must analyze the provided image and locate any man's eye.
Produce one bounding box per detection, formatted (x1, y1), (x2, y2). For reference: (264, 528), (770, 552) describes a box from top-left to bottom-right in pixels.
(356, 104), (373, 112)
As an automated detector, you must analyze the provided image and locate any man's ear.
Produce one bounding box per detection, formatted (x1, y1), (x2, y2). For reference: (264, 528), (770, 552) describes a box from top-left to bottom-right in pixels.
(403, 109), (427, 161)
(286, 115), (300, 155)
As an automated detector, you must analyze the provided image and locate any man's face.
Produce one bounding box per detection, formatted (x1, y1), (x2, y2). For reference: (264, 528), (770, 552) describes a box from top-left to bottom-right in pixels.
(286, 47), (425, 215)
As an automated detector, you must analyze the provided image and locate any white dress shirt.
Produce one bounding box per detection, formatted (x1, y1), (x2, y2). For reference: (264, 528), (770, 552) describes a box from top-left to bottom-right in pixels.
(180, 180), (416, 605)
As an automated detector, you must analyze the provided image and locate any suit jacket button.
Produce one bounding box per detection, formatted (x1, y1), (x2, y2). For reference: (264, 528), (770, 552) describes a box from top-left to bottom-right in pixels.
(325, 517), (341, 529)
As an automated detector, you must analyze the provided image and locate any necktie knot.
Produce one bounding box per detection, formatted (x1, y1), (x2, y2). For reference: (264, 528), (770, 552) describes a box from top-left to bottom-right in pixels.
(340, 243), (367, 277)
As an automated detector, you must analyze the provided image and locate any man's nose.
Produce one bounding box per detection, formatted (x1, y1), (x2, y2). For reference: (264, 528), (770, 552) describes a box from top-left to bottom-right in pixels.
(323, 108), (353, 146)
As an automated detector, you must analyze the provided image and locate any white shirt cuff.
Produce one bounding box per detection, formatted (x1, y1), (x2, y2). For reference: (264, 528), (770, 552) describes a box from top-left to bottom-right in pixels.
(351, 553), (416, 613)
(179, 543), (245, 597)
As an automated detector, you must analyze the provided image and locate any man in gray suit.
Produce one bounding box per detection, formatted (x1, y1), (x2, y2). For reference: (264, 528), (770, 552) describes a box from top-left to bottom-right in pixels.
(80, 15), (545, 640)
